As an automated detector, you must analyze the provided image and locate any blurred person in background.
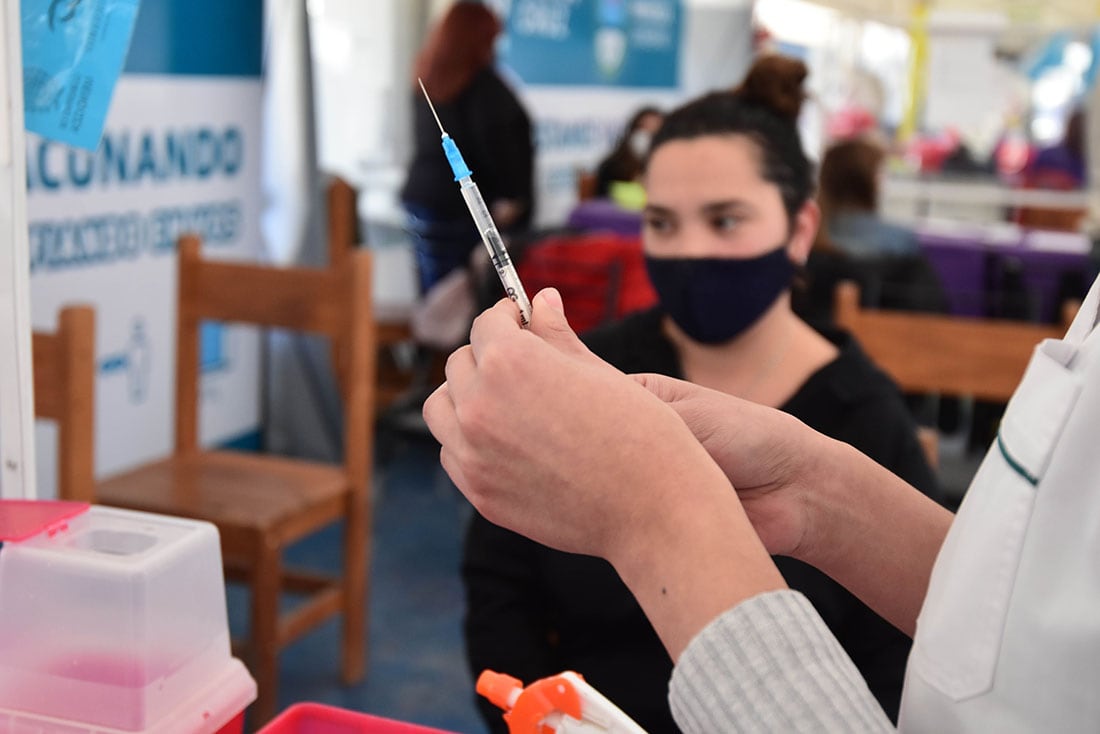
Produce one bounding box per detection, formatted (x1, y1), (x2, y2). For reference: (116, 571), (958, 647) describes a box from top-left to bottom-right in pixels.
(799, 136), (947, 320)
(818, 138), (919, 259)
(1027, 107), (1086, 189)
(401, 2), (535, 295)
(462, 55), (940, 733)
(1014, 107), (1087, 233)
(593, 106), (665, 199)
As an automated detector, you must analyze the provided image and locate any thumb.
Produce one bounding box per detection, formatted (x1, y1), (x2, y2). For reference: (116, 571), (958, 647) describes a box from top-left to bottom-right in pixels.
(632, 372), (700, 406)
(528, 288), (592, 359)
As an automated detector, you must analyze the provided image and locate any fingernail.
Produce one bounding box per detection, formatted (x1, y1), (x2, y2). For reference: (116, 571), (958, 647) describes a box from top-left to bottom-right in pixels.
(540, 287), (564, 314)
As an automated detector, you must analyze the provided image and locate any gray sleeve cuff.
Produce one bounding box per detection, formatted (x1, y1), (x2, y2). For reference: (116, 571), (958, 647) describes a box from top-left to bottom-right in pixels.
(669, 589), (895, 733)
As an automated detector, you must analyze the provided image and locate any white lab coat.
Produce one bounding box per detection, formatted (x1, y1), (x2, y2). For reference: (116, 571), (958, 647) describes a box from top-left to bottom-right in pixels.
(900, 272), (1100, 732)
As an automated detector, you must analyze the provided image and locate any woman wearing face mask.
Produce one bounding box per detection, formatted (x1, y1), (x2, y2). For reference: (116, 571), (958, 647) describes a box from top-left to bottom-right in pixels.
(593, 105), (664, 199)
(461, 56), (940, 734)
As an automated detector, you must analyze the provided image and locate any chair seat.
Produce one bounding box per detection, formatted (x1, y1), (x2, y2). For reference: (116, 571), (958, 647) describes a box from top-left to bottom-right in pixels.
(97, 451), (349, 545)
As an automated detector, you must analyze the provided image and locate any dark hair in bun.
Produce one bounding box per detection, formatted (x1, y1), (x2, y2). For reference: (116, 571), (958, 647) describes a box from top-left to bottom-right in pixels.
(647, 54), (813, 225)
(734, 55), (807, 120)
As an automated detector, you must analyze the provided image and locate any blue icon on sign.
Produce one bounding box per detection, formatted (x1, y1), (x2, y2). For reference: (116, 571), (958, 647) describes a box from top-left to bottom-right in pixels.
(99, 317), (151, 404)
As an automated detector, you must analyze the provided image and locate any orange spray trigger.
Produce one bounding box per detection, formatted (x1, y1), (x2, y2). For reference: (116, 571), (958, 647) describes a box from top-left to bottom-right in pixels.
(477, 670), (524, 712)
(476, 669), (648, 733)
(477, 669), (586, 733)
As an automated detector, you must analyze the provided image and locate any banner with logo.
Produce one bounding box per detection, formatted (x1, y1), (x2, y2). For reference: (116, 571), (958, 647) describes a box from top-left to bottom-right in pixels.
(27, 0), (263, 498)
(495, 0), (684, 227)
(504, 0), (681, 87)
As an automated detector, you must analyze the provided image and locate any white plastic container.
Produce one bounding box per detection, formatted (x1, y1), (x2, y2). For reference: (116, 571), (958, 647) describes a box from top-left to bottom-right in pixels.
(0, 502), (256, 733)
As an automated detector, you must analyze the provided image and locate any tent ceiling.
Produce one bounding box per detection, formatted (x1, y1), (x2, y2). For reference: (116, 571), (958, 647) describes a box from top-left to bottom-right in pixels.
(806, 0), (1097, 34)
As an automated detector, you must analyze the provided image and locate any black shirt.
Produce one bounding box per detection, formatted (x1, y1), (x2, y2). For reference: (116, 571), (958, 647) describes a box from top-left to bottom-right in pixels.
(462, 308), (940, 732)
(401, 67), (534, 228)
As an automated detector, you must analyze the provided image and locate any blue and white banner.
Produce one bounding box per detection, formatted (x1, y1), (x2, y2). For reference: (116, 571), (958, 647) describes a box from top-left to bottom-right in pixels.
(28, 0), (263, 497)
(519, 85), (681, 226)
(495, 0), (685, 228)
(503, 0), (681, 88)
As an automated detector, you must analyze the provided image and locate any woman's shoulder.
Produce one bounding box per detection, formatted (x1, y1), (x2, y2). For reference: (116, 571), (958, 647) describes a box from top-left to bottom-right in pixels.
(465, 67), (523, 104)
(791, 326), (939, 497)
(830, 213), (918, 256)
(789, 327), (910, 418)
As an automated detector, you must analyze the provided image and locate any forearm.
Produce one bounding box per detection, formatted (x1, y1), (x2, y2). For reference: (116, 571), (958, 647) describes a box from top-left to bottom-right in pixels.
(609, 457), (788, 662)
(800, 438), (954, 636)
(670, 591), (894, 733)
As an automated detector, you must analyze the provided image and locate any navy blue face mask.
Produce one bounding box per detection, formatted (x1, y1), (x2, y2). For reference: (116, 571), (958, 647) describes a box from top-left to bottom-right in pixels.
(645, 246), (795, 344)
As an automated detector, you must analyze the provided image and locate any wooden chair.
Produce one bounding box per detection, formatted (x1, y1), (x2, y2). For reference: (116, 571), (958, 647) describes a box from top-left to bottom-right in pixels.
(32, 306), (96, 502)
(96, 234), (377, 725)
(326, 174), (421, 411)
(834, 280), (1077, 468)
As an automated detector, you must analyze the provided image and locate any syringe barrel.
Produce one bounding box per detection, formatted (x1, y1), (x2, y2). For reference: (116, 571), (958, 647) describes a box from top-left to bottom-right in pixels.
(458, 177), (533, 326)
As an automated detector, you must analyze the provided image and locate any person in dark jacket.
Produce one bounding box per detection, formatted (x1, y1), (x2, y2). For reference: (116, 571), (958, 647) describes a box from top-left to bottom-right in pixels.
(462, 55), (940, 734)
(401, 2), (534, 294)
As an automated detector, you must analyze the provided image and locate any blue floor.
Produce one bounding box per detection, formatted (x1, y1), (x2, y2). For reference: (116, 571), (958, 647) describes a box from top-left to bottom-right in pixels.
(227, 431), (489, 733)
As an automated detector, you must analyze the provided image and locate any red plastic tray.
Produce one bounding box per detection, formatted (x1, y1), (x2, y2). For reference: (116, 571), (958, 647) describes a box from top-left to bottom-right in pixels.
(258, 703), (457, 734)
(215, 710), (245, 734)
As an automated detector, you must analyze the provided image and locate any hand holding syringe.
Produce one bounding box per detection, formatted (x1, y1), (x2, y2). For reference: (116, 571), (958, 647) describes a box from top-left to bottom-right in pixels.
(419, 78), (533, 327)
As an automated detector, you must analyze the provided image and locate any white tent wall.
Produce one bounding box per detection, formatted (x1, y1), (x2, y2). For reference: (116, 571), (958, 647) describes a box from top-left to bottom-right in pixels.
(680, 0), (755, 98)
(923, 11), (1020, 160)
(0, 0), (34, 499)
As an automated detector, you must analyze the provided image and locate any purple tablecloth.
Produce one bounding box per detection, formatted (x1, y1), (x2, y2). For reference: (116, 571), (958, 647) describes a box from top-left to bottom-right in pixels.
(918, 234), (990, 317)
(917, 227), (1094, 322)
(567, 199), (643, 236)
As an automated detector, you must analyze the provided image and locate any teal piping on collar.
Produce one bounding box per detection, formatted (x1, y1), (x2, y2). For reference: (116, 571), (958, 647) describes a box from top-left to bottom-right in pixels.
(997, 431), (1039, 487)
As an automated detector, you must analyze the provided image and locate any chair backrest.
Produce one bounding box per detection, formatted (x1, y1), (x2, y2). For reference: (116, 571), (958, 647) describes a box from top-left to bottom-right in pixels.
(797, 251), (949, 325)
(327, 175), (358, 269)
(174, 234), (376, 492)
(325, 175), (361, 391)
(32, 306), (96, 502)
(834, 280), (1071, 402)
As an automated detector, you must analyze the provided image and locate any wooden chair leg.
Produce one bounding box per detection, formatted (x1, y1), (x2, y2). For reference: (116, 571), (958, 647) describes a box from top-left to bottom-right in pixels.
(250, 537), (282, 726)
(341, 494), (369, 684)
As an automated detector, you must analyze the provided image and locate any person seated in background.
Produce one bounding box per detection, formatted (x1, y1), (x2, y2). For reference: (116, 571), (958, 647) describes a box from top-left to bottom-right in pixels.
(797, 138), (948, 324)
(1027, 107), (1086, 189)
(593, 106), (664, 199)
(462, 55), (940, 734)
(1014, 107), (1087, 232)
(818, 137), (919, 258)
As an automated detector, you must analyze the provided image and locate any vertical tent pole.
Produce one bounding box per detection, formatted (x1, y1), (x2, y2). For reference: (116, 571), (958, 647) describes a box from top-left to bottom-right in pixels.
(0, 0), (37, 499)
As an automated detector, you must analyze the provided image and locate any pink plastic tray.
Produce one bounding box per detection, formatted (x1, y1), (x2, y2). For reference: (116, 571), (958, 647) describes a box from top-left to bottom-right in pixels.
(259, 703), (457, 734)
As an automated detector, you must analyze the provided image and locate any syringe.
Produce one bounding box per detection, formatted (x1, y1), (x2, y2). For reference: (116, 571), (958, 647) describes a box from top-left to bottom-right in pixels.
(419, 78), (533, 327)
